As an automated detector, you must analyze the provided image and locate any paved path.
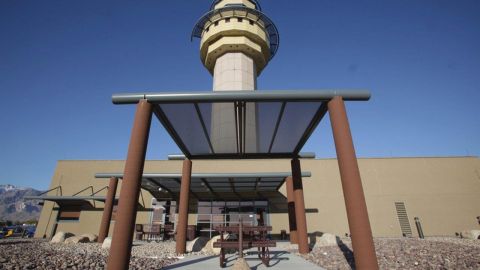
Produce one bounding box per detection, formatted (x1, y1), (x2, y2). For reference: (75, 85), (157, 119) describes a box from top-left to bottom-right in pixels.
(163, 248), (324, 270)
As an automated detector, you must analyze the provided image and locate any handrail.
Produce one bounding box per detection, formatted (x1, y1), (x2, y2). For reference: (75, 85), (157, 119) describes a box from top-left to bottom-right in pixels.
(92, 186), (108, 196)
(39, 186), (62, 196)
(72, 186), (94, 196)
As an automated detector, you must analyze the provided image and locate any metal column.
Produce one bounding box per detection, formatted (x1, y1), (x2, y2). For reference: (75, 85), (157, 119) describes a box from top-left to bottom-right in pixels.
(175, 159), (192, 254)
(98, 177), (118, 243)
(107, 100), (153, 270)
(328, 96), (379, 270)
(291, 159), (309, 254)
(285, 176), (298, 244)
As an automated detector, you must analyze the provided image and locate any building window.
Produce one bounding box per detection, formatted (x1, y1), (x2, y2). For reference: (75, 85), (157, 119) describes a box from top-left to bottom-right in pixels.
(57, 206), (81, 222)
(249, 20), (254, 25)
(205, 26), (209, 32)
(214, 21), (219, 26)
(226, 18), (231, 23)
(238, 18), (243, 23)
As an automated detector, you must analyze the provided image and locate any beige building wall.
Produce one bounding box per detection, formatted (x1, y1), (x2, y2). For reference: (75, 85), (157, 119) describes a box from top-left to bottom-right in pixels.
(35, 157), (480, 239)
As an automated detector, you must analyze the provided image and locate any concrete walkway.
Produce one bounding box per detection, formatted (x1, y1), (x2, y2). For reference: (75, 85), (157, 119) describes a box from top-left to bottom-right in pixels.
(162, 248), (324, 270)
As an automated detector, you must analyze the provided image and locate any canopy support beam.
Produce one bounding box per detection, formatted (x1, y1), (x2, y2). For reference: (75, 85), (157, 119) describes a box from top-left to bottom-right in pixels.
(285, 176), (298, 244)
(291, 158), (309, 254)
(328, 96), (379, 270)
(98, 177), (118, 243)
(176, 159), (192, 255)
(107, 100), (152, 270)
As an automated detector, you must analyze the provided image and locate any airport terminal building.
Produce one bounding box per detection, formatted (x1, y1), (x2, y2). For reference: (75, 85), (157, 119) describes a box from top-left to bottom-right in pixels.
(33, 156), (480, 240)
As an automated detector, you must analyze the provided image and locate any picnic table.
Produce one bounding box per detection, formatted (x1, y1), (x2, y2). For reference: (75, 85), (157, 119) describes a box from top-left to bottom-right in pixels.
(135, 224), (175, 241)
(213, 224), (276, 267)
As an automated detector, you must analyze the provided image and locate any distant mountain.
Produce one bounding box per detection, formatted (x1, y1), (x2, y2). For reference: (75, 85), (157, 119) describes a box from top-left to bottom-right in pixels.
(0, 184), (43, 222)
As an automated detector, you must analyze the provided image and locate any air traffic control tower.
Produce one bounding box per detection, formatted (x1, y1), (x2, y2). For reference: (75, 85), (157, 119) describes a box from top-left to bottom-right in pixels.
(192, 0), (279, 154)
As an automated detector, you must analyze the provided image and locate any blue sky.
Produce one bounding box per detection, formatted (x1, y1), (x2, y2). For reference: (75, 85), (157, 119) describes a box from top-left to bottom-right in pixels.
(1, 0), (479, 190)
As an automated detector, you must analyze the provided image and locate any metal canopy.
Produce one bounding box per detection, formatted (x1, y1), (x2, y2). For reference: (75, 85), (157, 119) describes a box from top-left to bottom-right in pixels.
(96, 172), (310, 202)
(112, 90), (370, 160)
(23, 196), (114, 207)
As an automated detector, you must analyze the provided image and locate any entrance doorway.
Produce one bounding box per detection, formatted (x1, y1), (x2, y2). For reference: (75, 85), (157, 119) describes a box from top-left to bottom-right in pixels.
(197, 200), (269, 238)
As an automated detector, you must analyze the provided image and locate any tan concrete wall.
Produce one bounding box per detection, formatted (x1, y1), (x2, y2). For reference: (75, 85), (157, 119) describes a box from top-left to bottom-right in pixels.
(36, 157), (480, 239)
(35, 160), (184, 238)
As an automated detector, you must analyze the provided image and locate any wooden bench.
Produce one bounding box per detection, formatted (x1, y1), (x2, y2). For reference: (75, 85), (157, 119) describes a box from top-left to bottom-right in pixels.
(213, 224), (276, 267)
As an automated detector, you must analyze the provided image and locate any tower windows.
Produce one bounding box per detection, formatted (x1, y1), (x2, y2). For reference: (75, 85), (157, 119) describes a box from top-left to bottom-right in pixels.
(226, 18), (231, 23)
(214, 21), (219, 26)
(238, 18), (243, 23)
(249, 20), (254, 25)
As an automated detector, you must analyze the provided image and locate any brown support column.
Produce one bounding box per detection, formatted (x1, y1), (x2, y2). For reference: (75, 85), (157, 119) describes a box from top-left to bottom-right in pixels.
(291, 159), (309, 254)
(285, 176), (298, 244)
(98, 177), (119, 243)
(107, 100), (153, 270)
(328, 96), (379, 270)
(175, 159), (192, 255)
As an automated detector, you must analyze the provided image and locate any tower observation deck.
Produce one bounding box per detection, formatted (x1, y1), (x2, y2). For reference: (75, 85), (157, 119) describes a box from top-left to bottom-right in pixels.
(192, 0), (279, 153)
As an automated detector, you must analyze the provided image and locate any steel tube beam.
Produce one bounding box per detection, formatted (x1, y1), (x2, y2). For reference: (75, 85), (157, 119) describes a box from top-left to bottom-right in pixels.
(112, 90), (371, 104)
(167, 152), (316, 160)
(285, 176), (298, 244)
(98, 177), (118, 243)
(291, 158), (309, 254)
(328, 96), (379, 270)
(176, 159), (193, 254)
(107, 100), (153, 270)
(95, 172), (311, 179)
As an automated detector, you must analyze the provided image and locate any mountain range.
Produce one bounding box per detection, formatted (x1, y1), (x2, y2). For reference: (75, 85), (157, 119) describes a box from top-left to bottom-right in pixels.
(0, 184), (43, 222)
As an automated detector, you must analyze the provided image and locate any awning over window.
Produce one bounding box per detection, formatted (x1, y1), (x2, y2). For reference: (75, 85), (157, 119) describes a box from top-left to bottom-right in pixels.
(96, 172), (310, 211)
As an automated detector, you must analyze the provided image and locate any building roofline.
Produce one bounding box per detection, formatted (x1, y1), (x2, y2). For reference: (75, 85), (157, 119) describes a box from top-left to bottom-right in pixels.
(56, 155), (478, 162)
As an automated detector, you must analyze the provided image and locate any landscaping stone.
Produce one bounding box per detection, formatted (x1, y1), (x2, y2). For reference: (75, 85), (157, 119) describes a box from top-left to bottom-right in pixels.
(101, 237), (112, 249)
(299, 237), (480, 270)
(310, 232), (340, 248)
(462, 230), (480, 240)
(232, 257), (250, 270)
(0, 238), (178, 270)
(202, 234), (230, 255)
(50, 232), (74, 243)
(80, 233), (98, 242)
(186, 237), (209, 252)
(64, 236), (89, 244)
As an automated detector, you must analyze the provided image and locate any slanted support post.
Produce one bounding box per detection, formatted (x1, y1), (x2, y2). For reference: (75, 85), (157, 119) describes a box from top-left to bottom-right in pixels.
(98, 177), (118, 243)
(285, 176), (298, 244)
(176, 159), (192, 255)
(291, 158), (309, 254)
(107, 100), (153, 270)
(328, 96), (379, 270)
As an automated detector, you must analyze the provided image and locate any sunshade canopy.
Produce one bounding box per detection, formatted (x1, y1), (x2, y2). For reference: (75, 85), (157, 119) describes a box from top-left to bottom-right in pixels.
(112, 90), (370, 160)
(23, 196), (113, 207)
(96, 172), (310, 202)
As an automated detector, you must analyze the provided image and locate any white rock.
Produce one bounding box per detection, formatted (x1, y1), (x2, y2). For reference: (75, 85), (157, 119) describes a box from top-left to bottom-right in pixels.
(186, 237), (209, 253)
(201, 234), (230, 255)
(311, 232), (340, 248)
(102, 237), (112, 249)
(64, 235), (89, 244)
(50, 232), (74, 243)
(232, 258), (250, 270)
(80, 233), (98, 242)
(462, 230), (480, 240)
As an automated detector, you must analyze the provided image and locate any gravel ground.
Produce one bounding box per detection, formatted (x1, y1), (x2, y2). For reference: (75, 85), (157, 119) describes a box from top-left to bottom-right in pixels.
(300, 237), (480, 270)
(0, 238), (179, 269)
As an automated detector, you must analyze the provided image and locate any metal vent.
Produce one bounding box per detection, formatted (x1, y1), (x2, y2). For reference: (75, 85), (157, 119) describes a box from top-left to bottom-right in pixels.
(395, 202), (413, 237)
